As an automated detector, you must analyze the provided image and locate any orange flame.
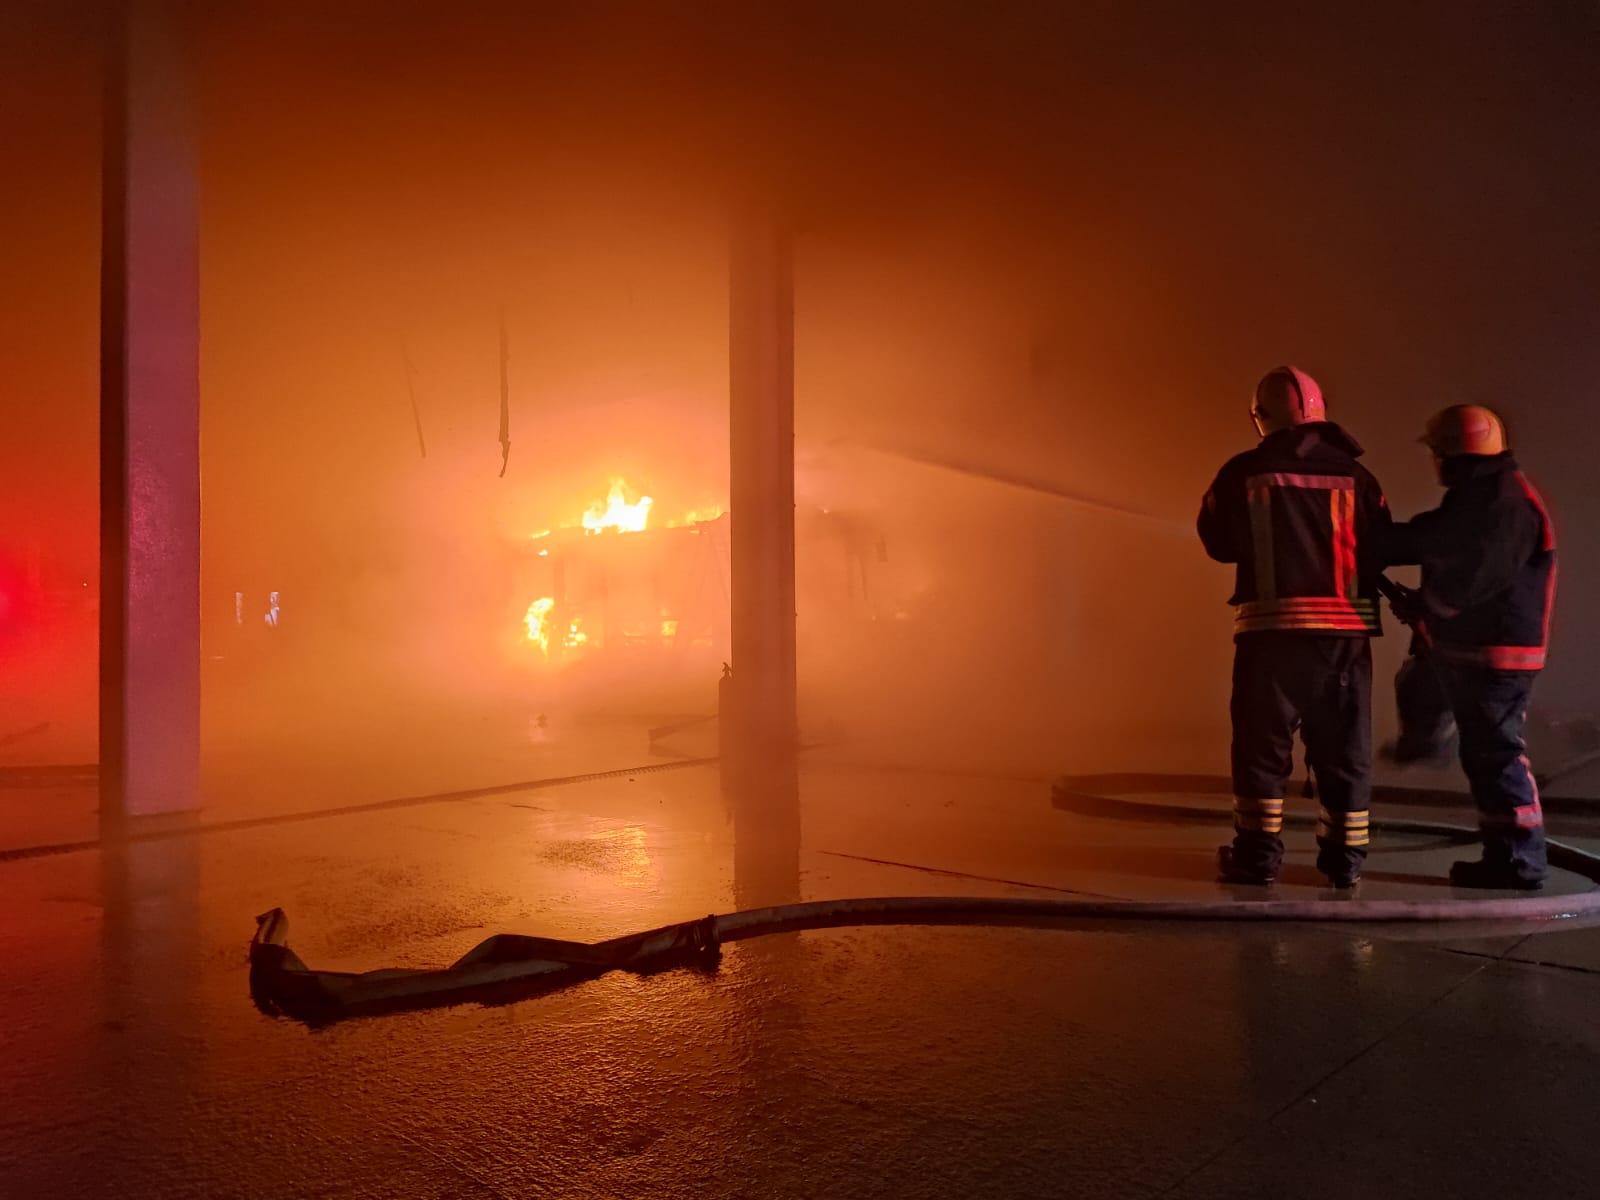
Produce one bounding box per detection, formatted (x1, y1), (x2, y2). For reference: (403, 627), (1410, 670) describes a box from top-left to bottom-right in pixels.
(525, 597), (588, 657)
(581, 480), (653, 534)
(521, 482), (724, 656)
(524, 597), (555, 652)
(530, 483), (719, 541)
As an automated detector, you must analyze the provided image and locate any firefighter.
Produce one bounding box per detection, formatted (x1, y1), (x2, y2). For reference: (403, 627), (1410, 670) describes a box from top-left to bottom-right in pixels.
(1198, 366), (1390, 887)
(1382, 405), (1556, 889)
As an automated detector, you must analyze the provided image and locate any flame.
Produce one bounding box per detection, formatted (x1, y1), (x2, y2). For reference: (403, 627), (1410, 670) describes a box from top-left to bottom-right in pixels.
(524, 597), (555, 652)
(581, 480), (653, 534)
(525, 598), (589, 657)
(520, 482), (724, 655)
(529, 484), (718, 541)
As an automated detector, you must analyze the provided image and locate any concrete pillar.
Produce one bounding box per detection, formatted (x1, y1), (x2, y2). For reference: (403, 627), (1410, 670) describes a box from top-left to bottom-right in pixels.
(726, 755), (802, 911)
(99, 0), (201, 829)
(727, 214), (797, 754)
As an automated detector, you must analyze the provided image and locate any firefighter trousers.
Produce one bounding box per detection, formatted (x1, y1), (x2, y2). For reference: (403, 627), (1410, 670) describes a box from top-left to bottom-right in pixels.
(1431, 661), (1547, 881)
(1229, 632), (1372, 878)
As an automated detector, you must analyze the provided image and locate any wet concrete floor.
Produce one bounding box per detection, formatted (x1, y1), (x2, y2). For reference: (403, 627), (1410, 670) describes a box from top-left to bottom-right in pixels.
(3, 750), (1599, 1198)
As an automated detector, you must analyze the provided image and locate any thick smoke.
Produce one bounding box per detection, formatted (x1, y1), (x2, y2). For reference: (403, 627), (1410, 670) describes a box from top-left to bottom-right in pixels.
(2, 1), (1596, 796)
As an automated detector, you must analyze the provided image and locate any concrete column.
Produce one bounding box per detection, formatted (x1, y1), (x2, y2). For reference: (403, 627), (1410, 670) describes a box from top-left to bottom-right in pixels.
(99, 0), (201, 828)
(726, 754), (802, 911)
(726, 214), (797, 754)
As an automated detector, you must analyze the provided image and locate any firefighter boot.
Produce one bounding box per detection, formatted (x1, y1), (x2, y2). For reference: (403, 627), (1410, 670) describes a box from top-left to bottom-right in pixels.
(1217, 844), (1277, 887)
(1449, 858), (1545, 891)
(1316, 849), (1361, 890)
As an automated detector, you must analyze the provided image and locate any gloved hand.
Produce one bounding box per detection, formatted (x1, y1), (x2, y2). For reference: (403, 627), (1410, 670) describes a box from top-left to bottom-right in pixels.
(1383, 582), (1427, 627)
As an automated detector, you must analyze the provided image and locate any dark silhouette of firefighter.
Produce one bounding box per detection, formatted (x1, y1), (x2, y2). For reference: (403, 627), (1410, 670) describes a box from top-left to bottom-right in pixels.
(1198, 367), (1390, 887)
(1382, 406), (1556, 890)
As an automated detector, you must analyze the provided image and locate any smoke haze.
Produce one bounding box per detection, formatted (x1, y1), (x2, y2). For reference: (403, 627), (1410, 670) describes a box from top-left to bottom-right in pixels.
(3, 0), (1597, 792)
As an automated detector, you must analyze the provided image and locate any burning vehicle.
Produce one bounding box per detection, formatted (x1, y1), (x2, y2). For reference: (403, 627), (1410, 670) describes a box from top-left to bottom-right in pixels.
(508, 476), (910, 686)
(513, 480), (730, 668)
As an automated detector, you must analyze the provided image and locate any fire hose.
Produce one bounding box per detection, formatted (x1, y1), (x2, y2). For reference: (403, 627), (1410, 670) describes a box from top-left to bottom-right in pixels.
(250, 790), (1600, 1025)
(247, 547), (1596, 1022)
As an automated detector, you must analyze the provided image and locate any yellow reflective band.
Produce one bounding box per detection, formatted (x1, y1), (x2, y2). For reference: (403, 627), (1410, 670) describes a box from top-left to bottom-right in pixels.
(1235, 815), (1285, 834)
(1319, 807), (1370, 828)
(1234, 797), (1284, 814)
(1240, 628), (1372, 634)
(1317, 823), (1371, 846)
(1238, 597), (1379, 614)
(1234, 596), (1381, 635)
(1234, 798), (1286, 835)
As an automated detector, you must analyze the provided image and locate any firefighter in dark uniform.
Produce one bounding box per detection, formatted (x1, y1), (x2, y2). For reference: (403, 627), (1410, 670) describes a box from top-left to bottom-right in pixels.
(1383, 405), (1556, 889)
(1198, 367), (1390, 887)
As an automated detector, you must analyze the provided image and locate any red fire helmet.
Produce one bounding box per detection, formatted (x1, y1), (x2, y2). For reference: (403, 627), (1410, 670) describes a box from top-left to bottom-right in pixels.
(1422, 404), (1507, 457)
(1251, 366), (1326, 437)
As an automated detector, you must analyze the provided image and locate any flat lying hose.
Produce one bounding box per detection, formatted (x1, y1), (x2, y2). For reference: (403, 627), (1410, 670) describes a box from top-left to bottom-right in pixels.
(250, 794), (1600, 1024)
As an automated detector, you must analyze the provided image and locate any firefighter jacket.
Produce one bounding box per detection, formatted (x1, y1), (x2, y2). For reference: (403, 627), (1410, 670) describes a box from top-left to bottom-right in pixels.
(1383, 452), (1556, 671)
(1198, 422), (1389, 637)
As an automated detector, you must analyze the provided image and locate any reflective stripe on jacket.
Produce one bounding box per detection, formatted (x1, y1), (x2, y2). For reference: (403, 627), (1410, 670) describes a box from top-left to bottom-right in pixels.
(1384, 454), (1555, 671)
(1199, 422), (1389, 638)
